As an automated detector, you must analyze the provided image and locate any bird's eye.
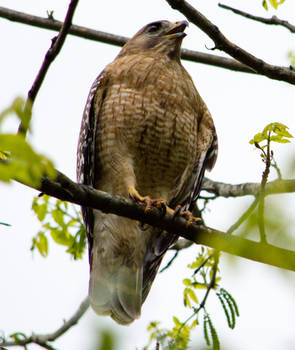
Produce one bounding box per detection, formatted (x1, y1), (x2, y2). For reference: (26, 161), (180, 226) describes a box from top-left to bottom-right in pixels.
(147, 22), (162, 33)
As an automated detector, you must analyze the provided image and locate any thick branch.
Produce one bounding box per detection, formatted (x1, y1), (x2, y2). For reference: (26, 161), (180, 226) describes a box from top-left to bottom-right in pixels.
(0, 6), (258, 75)
(202, 177), (295, 197)
(165, 0), (295, 84)
(219, 3), (295, 33)
(16, 171), (295, 272)
(0, 297), (89, 348)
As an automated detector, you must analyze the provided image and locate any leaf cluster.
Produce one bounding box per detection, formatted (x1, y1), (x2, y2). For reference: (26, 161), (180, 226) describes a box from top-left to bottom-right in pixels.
(250, 122), (293, 149)
(0, 98), (55, 187)
(31, 195), (86, 259)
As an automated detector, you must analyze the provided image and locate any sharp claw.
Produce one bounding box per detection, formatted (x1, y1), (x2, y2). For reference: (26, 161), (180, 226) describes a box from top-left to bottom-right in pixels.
(171, 206), (202, 226)
(172, 205), (182, 219)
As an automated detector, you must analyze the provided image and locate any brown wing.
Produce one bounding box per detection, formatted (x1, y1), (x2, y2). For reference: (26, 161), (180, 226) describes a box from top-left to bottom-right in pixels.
(76, 71), (108, 263)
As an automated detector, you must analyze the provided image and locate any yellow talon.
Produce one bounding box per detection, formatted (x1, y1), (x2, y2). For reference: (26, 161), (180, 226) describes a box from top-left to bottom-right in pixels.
(128, 186), (174, 215)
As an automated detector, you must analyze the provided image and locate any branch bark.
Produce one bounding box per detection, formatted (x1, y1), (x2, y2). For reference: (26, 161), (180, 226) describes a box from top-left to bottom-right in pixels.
(202, 177), (295, 197)
(0, 297), (89, 348)
(165, 0), (295, 84)
(15, 170), (295, 272)
(219, 3), (295, 33)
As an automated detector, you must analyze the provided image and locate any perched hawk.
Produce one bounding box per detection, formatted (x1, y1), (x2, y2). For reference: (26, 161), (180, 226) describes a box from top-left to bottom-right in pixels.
(77, 20), (217, 325)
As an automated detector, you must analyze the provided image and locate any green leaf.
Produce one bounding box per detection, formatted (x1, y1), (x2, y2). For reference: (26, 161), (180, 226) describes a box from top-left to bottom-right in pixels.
(51, 228), (74, 247)
(183, 278), (192, 286)
(52, 209), (66, 227)
(31, 232), (48, 257)
(270, 135), (290, 143)
(262, 0), (268, 10)
(187, 288), (199, 304)
(249, 132), (266, 145)
(203, 313), (220, 350)
(0, 134), (56, 186)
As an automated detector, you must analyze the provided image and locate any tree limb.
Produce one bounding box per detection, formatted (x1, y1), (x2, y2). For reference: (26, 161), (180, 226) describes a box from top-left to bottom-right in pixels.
(14, 170), (295, 272)
(219, 3), (295, 33)
(0, 6), (260, 75)
(165, 0), (295, 84)
(18, 0), (80, 135)
(202, 177), (295, 197)
(0, 297), (89, 348)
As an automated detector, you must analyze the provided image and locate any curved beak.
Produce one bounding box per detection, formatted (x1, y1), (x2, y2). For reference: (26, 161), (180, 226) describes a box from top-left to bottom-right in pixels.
(164, 20), (188, 38)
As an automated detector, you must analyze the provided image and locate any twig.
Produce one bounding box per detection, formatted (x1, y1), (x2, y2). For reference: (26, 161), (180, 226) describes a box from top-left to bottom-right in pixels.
(159, 251), (179, 273)
(178, 252), (219, 330)
(0, 297), (89, 348)
(198, 252), (219, 309)
(219, 3), (295, 33)
(165, 0), (295, 84)
(0, 6), (256, 75)
(193, 254), (213, 276)
(17, 0), (80, 135)
(226, 197), (259, 235)
(257, 139), (272, 244)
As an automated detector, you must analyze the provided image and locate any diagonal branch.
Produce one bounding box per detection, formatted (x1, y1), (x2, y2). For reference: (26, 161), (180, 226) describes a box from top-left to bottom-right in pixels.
(0, 297), (89, 348)
(219, 3), (295, 33)
(165, 0), (295, 84)
(13, 170), (295, 272)
(18, 0), (80, 135)
(0, 6), (261, 75)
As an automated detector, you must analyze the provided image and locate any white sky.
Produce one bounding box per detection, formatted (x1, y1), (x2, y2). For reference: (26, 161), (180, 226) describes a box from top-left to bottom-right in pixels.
(1, 1), (295, 349)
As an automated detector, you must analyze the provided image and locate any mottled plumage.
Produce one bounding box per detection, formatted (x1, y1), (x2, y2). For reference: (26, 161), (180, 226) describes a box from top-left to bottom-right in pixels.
(77, 20), (217, 325)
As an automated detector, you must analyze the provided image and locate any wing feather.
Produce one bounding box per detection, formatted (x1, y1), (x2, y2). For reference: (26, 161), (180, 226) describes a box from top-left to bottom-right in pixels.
(76, 71), (108, 263)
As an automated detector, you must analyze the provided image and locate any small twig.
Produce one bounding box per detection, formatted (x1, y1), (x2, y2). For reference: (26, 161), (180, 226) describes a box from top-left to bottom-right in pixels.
(226, 197), (259, 235)
(198, 252), (219, 308)
(271, 157), (282, 180)
(0, 297), (89, 348)
(257, 138), (271, 244)
(178, 252), (219, 331)
(159, 251), (179, 273)
(219, 3), (295, 33)
(165, 0), (295, 84)
(193, 254), (213, 276)
(18, 0), (80, 135)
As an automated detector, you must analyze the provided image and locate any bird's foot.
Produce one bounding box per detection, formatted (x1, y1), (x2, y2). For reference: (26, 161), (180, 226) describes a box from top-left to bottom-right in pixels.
(128, 186), (173, 215)
(173, 205), (202, 226)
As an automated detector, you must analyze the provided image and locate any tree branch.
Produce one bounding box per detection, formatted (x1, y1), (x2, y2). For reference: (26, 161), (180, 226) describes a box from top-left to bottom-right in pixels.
(13, 170), (295, 272)
(0, 297), (89, 348)
(219, 3), (295, 33)
(202, 177), (295, 197)
(0, 6), (259, 75)
(165, 0), (295, 84)
(17, 0), (80, 135)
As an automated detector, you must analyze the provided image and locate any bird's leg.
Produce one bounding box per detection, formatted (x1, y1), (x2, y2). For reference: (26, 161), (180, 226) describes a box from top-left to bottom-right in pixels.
(173, 205), (202, 227)
(128, 186), (174, 215)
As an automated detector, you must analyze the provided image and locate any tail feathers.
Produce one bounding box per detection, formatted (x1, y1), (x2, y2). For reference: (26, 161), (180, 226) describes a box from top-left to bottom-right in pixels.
(89, 258), (142, 325)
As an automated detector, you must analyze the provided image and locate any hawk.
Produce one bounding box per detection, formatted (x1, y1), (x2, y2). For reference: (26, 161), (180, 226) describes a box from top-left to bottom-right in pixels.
(77, 20), (217, 325)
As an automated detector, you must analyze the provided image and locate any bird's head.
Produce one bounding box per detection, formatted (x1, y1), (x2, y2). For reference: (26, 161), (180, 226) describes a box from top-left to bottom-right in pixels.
(118, 20), (188, 60)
